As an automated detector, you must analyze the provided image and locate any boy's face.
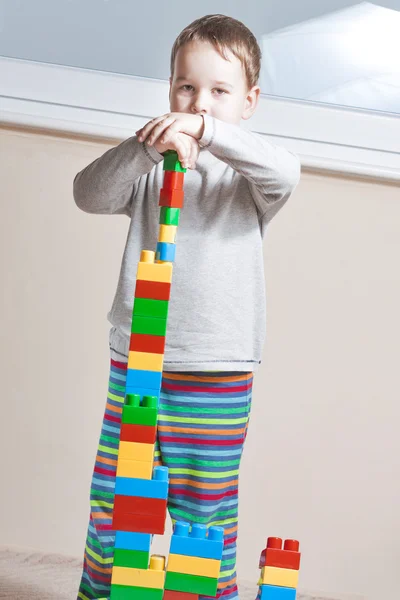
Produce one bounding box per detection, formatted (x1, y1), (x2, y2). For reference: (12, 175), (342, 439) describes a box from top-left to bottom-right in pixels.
(169, 40), (260, 125)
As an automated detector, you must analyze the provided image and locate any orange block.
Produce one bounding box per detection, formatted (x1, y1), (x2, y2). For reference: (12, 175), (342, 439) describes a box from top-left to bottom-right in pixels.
(163, 591), (198, 600)
(159, 188), (184, 208)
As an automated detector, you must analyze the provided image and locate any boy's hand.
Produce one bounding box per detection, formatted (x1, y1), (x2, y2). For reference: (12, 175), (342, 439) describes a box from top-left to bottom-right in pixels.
(153, 131), (200, 170)
(136, 113), (204, 147)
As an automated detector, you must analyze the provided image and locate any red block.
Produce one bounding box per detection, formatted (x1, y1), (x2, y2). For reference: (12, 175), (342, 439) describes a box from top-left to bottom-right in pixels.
(114, 494), (167, 517)
(135, 279), (171, 301)
(259, 538), (301, 570)
(159, 188), (184, 208)
(120, 422), (157, 444)
(164, 591), (198, 600)
(112, 512), (166, 535)
(163, 170), (184, 190)
(130, 333), (166, 355)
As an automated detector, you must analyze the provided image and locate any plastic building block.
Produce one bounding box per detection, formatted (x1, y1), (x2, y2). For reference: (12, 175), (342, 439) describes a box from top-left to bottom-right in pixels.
(125, 369), (162, 391)
(167, 554), (220, 578)
(163, 592), (198, 600)
(118, 440), (154, 462)
(113, 512), (167, 535)
(111, 565), (165, 588)
(260, 538), (301, 571)
(163, 150), (187, 172)
(124, 386), (161, 404)
(131, 315), (168, 336)
(162, 170), (184, 190)
(120, 423), (157, 444)
(111, 585), (163, 600)
(159, 206), (180, 226)
(159, 188), (184, 208)
(121, 396), (158, 427)
(128, 351), (164, 372)
(114, 494), (167, 517)
(115, 466), (169, 499)
(259, 584), (296, 600)
(260, 566), (299, 588)
(114, 531), (152, 553)
(135, 279), (172, 301)
(116, 458), (153, 479)
(137, 259), (173, 284)
(113, 548), (150, 569)
(133, 298), (169, 319)
(156, 241), (176, 262)
(130, 333), (166, 355)
(170, 522), (224, 560)
(159, 224), (177, 244)
(164, 572), (218, 597)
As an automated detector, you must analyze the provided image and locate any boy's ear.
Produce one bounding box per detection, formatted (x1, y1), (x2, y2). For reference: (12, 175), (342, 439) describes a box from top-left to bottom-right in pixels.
(242, 86), (261, 120)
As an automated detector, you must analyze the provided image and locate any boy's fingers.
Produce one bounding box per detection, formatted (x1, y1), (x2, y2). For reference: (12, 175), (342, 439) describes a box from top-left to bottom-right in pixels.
(188, 138), (200, 169)
(136, 115), (167, 141)
(161, 121), (180, 145)
(147, 117), (176, 146)
(176, 140), (188, 166)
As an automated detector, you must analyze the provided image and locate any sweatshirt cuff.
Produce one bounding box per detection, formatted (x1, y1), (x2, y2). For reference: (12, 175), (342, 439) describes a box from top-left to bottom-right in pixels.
(198, 115), (216, 149)
(140, 138), (165, 164)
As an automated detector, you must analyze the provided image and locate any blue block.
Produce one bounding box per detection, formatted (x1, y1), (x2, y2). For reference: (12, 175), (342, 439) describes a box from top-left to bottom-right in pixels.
(124, 386), (160, 404)
(169, 522), (224, 560)
(156, 241), (176, 262)
(114, 531), (151, 552)
(126, 368), (162, 391)
(260, 585), (297, 600)
(115, 471), (169, 500)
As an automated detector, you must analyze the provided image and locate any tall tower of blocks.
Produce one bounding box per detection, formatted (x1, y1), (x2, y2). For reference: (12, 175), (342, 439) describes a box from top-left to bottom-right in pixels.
(257, 537), (301, 600)
(110, 151), (224, 600)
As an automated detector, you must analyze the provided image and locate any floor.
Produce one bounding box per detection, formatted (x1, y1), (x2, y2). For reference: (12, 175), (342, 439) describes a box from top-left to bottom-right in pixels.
(0, 546), (335, 600)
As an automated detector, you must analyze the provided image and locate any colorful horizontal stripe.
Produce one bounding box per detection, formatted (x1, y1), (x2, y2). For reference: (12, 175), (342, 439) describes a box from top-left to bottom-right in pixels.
(77, 354), (253, 600)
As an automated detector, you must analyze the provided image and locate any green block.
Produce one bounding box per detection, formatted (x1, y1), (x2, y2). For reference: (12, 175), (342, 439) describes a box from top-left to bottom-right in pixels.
(159, 206), (181, 226)
(111, 584), (163, 600)
(122, 404), (157, 426)
(162, 150), (186, 173)
(125, 395), (157, 409)
(133, 298), (169, 319)
(113, 548), (150, 569)
(165, 571), (218, 596)
(131, 315), (168, 336)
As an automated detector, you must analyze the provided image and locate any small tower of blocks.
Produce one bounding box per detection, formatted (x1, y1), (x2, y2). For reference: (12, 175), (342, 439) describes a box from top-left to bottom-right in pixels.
(110, 151), (224, 600)
(257, 537), (301, 600)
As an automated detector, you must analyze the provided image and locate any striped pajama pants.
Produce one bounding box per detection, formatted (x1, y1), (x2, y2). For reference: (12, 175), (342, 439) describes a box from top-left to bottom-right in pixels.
(77, 349), (253, 600)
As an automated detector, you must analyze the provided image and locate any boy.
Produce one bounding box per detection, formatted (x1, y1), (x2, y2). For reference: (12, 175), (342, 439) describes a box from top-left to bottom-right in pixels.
(74, 14), (301, 600)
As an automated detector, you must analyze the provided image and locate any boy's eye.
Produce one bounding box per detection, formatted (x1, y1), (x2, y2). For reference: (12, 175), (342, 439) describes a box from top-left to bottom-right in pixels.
(181, 85), (194, 91)
(214, 88), (227, 95)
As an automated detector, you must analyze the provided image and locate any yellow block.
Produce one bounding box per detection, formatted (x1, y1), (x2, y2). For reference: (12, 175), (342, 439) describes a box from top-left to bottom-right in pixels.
(159, 224), (177, 243)
(167, 553), (220, 579)
(261, 566), (299, 588)
(111, 566), (165, 588)
(137, 260), (172, 283)
(128, 351), (163, 372)
(118, 441), (154, 462)
(116, 458), (153, 479)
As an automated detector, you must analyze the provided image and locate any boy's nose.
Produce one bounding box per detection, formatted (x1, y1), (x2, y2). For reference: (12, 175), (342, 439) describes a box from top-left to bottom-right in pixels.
(191, 94), (208, 115)
(191, 104), (207, 115)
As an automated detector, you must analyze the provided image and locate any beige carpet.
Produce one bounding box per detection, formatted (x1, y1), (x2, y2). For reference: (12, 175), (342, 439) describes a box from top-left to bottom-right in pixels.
(0, 546), (337, 600)
(0, 547), (256, 600)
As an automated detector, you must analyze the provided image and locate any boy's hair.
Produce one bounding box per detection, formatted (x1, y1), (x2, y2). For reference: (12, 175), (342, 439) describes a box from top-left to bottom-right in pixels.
(170, 14), (262, 90)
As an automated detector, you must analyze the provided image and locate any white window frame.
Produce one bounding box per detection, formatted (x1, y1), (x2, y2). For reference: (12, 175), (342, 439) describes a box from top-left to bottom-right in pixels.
(1, 56), (399, 182)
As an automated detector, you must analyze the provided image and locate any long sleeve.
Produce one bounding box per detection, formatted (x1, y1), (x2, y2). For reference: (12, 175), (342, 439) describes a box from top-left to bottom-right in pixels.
(73, 135), (164, 216)
(198, 115), (301, 226)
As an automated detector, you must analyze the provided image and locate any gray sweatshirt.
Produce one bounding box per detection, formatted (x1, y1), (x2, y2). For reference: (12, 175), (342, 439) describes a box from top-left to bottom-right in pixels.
(73, 114), (301, 372)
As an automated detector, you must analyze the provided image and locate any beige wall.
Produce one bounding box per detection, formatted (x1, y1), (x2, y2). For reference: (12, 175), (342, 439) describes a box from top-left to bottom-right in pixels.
(1, 126), (399, 600)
